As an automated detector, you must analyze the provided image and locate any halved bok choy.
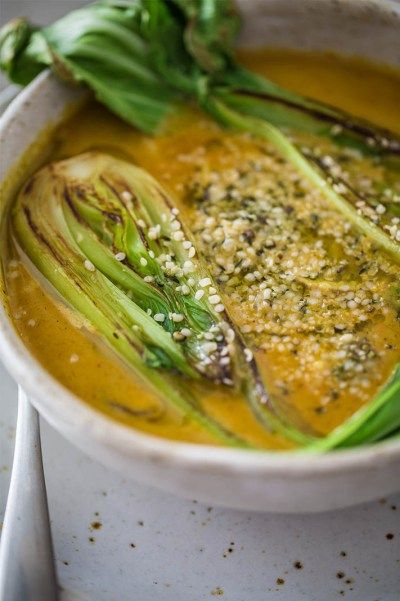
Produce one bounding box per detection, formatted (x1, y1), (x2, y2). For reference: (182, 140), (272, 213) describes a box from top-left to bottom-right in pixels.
(11, 152), (314, 447)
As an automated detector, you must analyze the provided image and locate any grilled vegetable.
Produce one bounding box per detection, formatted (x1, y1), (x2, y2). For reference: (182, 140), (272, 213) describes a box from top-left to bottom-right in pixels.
(12, 152), (315, 446)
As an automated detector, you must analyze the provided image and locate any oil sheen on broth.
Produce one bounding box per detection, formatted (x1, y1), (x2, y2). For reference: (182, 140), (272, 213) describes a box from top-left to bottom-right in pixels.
(5, 50), (400, 448)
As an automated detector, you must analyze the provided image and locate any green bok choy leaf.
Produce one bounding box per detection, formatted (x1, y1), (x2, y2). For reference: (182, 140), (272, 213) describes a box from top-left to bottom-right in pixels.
(308, 366), (400, 450)
(1, 0), (399, 264)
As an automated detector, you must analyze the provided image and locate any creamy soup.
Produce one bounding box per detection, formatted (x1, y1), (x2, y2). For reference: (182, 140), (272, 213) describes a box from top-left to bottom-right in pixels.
(4, 50), (400, 448)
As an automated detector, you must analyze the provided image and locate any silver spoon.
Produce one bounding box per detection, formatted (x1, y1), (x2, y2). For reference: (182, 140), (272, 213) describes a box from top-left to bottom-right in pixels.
(0, 388), (58, 601)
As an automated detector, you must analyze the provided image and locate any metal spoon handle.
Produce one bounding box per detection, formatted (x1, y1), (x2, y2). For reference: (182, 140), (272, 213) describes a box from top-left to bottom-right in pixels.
(0, 388), (58, 601)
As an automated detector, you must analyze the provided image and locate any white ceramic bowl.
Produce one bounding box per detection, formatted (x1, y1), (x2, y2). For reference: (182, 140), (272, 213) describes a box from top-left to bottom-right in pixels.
(1, 0), (399, 513)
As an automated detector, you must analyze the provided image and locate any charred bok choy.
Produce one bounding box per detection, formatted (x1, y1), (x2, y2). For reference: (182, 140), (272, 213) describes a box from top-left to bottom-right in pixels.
(12, 152), (314, 448)
(2, 0), (399, 450)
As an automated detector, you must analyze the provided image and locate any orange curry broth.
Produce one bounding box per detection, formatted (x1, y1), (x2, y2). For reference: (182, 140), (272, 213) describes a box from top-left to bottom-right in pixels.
(4, 50), (400, 448)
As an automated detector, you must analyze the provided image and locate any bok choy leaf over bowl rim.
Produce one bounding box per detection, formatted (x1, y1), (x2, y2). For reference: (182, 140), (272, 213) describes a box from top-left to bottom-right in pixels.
(0, 0), (399, 455)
